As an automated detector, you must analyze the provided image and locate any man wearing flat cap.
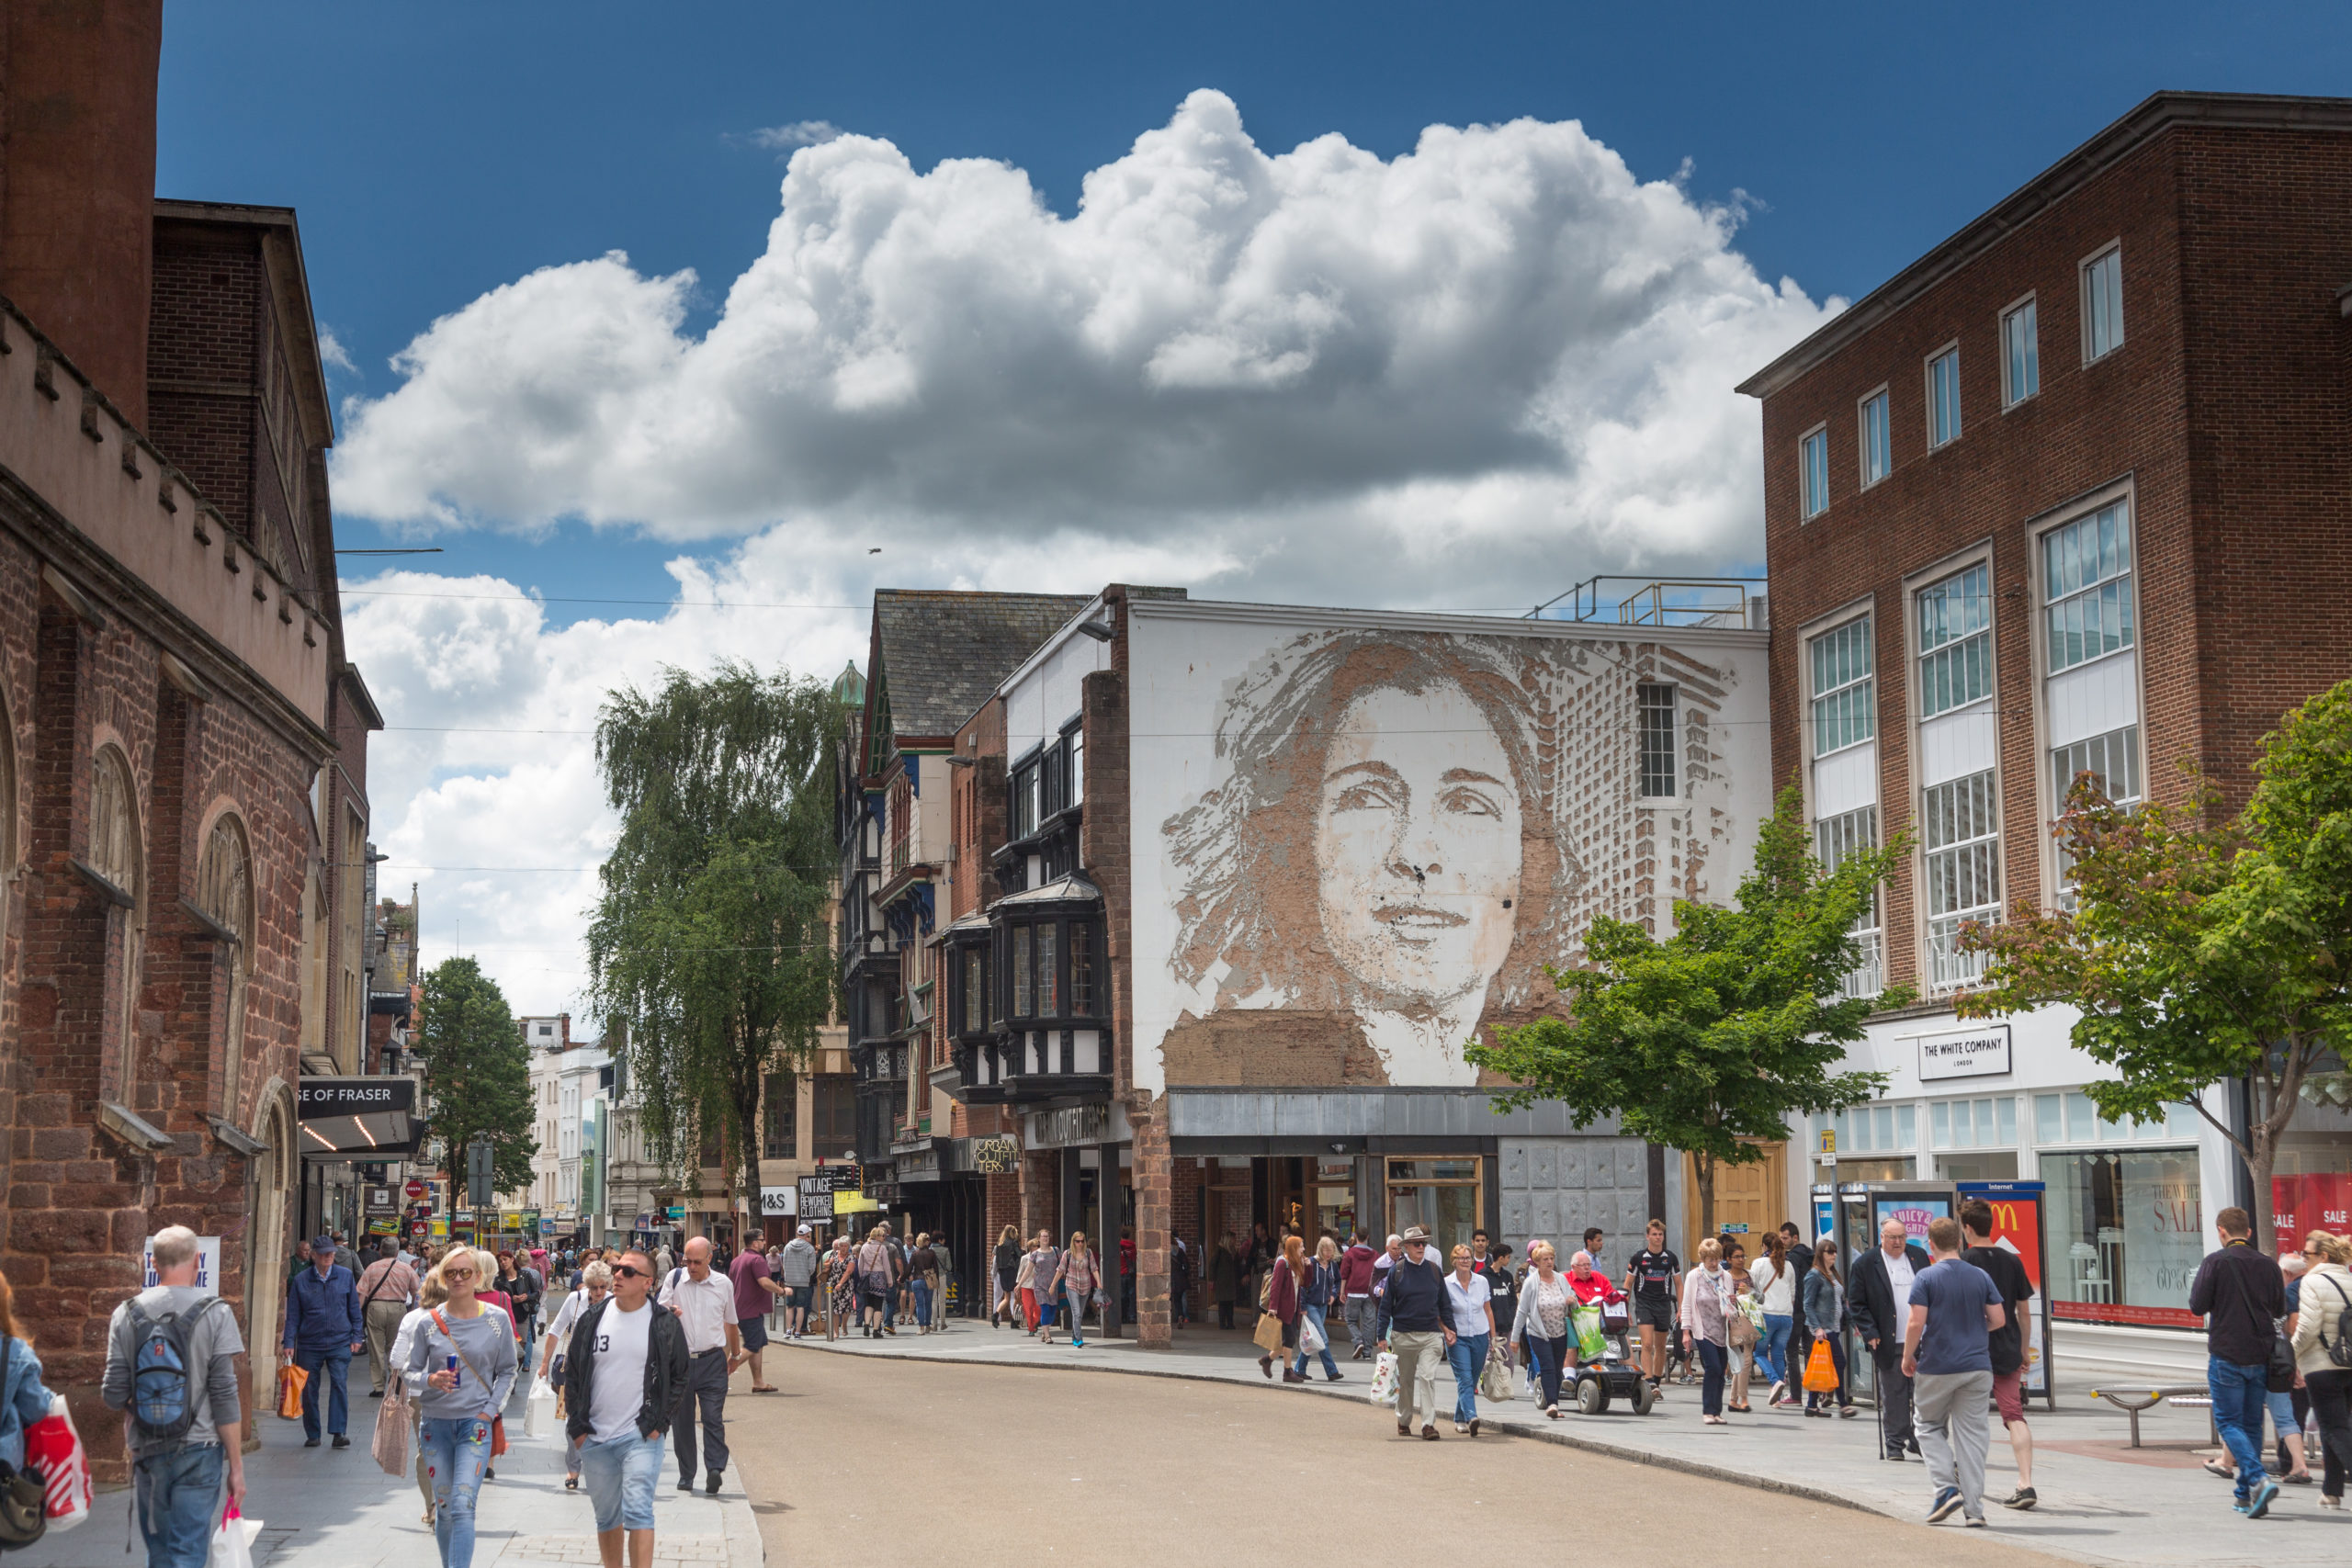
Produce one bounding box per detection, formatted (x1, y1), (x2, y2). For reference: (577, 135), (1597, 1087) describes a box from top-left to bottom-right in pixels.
(1376, 1226), (1457, 1439)
(280, 1233), (365, 1449)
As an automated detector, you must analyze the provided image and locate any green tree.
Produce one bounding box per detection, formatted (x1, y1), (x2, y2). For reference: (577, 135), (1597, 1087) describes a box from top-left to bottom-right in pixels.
(586, 663), (840, 1229)
(1959, 679), (2352, 1240)
(414, 956), (537, 1198)
(1469, 784), (1909, 1234)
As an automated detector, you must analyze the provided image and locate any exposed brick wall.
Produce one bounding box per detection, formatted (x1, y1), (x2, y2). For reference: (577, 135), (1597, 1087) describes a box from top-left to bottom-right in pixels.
(1755, 116), (2352, 998)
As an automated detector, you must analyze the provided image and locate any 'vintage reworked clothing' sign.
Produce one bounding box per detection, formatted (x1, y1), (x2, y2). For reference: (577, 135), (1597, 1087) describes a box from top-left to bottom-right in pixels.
(1915, 1023), (2012, 1082)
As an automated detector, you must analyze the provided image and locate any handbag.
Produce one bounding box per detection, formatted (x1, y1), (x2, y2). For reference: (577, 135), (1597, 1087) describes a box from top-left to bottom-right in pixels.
(1479, 1344), (1516, 1402)
(1251, 1311), (1285, 1356)
(1728, 1294), (1760, 1350)
(430, 1311), (509, 1457)
(370, 1375), (411, 1479)
(1802, 1335), (1838, 1393)
(0, 1339), (45, 1554)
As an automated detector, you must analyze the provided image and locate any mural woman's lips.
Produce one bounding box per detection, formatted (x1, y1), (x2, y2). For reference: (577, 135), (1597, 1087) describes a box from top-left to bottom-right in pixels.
(1373, 904), (1467, 941)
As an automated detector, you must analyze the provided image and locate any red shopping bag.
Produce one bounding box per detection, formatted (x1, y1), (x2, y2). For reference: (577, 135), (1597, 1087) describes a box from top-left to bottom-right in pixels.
(23, 1396), (91, 1531)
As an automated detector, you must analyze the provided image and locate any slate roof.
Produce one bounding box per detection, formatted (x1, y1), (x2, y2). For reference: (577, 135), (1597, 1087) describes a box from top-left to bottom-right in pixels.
(869, 590), (1094, 744)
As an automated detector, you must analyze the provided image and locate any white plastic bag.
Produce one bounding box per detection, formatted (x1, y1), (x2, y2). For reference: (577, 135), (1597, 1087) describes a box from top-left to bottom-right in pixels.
(523, 1377), (557, 1439)
(1299, 1314), (1326, 1356)
(209, 1504), (260, 1568)
(1366, 1350), (1398, 1404)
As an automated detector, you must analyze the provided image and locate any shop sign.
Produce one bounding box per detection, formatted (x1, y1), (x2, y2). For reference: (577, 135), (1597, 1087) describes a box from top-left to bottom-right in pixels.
(811, 1164), (862, 1193)
(142, 1235), (220, 1290)
(972, 1135), (1019, 1174)
(1025, 1101), (1122, 1149)
(800, 1188), (835, 1222)
(1914, 1023), (2011, 1081)
(664, 1205), (685, 1221)
(897, 1146), (940, 1181)
(364, 1187), (398, 1213)
(404, 1179), (428, 1200)
(2274, 1173), (2352, 1252)
(759, 1187), (798, 1217)
(365, 1216), (399, 1236)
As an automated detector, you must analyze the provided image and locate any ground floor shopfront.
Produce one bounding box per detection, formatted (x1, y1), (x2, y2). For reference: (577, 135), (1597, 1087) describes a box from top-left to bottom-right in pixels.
(1798, 1000), (2352, 1381)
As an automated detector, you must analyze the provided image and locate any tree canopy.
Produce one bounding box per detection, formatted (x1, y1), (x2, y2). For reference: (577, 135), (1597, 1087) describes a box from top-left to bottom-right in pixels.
(1469, 784), (1907, 1234)
(1959, 677), (2352, 1239)
(586, 662), (841, 1228)
(414, 955), (536, 1198)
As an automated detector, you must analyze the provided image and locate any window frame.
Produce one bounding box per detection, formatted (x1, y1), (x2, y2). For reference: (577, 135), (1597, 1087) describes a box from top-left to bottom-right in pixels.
(1635, 683), (1678, 799)
(2079, 242), (2124, 365)
(1857, 386), (1892, 490)
(2000, 292), (2040, 409)
(1798, 423), (1830, 521)
(1924, 343), (1962, 451)
(1815, 803), (1883, 999)
(1919, 766), (2003, 994)
(1914, 559), (1996, 720)
(1806, 612), (1876, 761)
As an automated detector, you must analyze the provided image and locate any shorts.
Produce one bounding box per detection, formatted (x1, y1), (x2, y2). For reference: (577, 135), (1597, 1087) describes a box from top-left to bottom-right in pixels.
(738, 1314), (768, 1352)
(861, 1289), (889, 1314)
(1634, 1294), (1674, 1331)
(579, 1430), (666, 1532)
(783, 1284), (812, 1311)
(1992, 1366), (2026, 1425)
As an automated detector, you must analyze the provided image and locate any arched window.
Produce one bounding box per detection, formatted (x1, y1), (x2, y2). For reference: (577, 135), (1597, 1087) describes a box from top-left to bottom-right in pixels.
(196, 814), (254, 1118)
(89, 748), (144, 1100)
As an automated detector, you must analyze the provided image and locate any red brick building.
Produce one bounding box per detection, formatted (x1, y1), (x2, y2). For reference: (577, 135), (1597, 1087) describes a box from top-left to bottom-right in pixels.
(0, 0), (374, 1462)
(1738, 91), (2352, 1375)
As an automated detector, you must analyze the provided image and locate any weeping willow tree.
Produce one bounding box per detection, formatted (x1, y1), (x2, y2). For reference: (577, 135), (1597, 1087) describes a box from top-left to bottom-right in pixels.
(586, 663), (840, 1228)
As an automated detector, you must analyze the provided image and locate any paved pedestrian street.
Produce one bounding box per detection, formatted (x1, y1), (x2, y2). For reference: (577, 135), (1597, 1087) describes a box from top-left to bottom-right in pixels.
(729, 1323), (2350, 1568)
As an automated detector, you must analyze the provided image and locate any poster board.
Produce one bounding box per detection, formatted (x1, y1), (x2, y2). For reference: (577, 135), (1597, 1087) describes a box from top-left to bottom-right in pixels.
(1958, 1180), (2053, 1407)
(142, 1235), (222, 1290)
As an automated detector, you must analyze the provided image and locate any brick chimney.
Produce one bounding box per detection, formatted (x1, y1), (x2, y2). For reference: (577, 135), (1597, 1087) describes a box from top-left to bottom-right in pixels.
(0, 0), (164, 426)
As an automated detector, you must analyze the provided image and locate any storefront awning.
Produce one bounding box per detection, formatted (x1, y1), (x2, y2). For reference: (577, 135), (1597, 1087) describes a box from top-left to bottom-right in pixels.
(298, 1076), (420, 1159)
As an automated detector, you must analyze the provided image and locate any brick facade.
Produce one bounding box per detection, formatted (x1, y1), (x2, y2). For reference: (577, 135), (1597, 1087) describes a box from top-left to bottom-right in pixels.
(1744, 94), (2352, 999)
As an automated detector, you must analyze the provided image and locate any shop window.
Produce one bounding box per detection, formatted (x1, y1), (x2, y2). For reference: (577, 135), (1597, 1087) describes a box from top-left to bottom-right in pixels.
(1385, 1158), (1483, 1259)
(2044, 1146), (2201, 1321)
(2033, 1090), (2194, 1146)
(1928, 1095), (2017, 1150)
(762, 1071), (797, 1160)
(811, 1075), (856, 1157)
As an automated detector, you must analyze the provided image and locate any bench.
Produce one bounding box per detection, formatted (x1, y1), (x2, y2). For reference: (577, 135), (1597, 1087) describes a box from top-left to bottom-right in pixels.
(2088, 1384), (2215, 1448)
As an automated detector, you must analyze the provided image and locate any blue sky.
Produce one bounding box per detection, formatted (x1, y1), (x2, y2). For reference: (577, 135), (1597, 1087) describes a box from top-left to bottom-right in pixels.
(151, 3), (2347, 1010)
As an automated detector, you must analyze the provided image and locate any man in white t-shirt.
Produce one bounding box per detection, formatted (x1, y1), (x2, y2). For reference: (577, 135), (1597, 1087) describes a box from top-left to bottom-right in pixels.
(566, 1252), (688, 1568)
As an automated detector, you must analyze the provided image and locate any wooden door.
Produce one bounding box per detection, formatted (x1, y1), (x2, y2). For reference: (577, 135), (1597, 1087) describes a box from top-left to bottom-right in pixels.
(1683, 1141), (1787, 1249)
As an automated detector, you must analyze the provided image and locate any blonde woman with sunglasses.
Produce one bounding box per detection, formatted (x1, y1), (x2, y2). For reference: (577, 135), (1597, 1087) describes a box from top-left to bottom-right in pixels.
(402, 1247), (517, 1568)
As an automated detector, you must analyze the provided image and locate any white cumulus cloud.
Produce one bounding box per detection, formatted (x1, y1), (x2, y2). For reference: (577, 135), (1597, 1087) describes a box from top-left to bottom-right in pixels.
(334, 91), (1838, 1015)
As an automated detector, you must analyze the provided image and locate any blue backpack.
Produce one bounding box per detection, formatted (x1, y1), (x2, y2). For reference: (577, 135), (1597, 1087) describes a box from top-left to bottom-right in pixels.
(125, 1297), (220, 1448)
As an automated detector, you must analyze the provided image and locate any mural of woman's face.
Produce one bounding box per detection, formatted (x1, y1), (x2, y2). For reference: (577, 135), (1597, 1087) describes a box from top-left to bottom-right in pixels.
(1313, 680), (1522, 1010)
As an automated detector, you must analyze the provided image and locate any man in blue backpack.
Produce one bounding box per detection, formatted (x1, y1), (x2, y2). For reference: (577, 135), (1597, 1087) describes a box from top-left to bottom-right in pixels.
(102, 1225), (246, 1568)
(280, 1232), (365, 1450)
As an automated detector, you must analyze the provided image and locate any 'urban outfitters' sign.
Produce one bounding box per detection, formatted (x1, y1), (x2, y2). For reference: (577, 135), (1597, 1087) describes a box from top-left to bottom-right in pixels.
(1916, 1023), (2012, 1082)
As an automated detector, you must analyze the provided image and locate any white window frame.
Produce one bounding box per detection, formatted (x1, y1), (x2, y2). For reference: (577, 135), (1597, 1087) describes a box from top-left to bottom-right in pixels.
(2080, 242), (2124, 364)
(1921, 767), (2002, 993)
(1798, 423), (1830, 521)
(2000, 292), (2039, 408)
(1915, 560), (1995, 719)
(1857, 386), (1892, 489)
(1925, 343), (1962, 450)
(2039, 497), (2135, 677)
(1815, 803), (1883, 999)
(1807, 613), (1875, 760)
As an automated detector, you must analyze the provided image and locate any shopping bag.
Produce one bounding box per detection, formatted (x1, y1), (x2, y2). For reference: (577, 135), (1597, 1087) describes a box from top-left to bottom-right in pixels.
(371, 1385), (411, 1479)
(1479, 1346), (1516, 1402)
(1251, 1312), (1284, 1356)
(1572, 1304), (1608, 1362)
(275, 1364), (308, 1421)
(1299, 1315), (1327, 1356)
(209, 1503), (261, 1568)
(1802, 1337), (1838, 1393)
(23, 1396), (90, 1531)
(523, 1378), (557, 1439)
(1366, 1351), (1399, 1404)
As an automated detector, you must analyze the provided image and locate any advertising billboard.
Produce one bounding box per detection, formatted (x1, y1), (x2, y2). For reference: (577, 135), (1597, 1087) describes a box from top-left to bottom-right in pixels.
(1959, 1180), (2051, 1400)
(1127, 605), (1768, 1092)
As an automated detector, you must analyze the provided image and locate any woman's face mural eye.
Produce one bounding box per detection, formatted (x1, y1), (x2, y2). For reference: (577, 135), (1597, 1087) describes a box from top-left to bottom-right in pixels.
(1313, 681), (1522, 1007)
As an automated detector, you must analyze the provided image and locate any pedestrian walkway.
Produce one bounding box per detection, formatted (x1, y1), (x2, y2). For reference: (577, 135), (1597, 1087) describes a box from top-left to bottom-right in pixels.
(795, 1319), (2344, 1567)
(44, 1377), (764, 1568)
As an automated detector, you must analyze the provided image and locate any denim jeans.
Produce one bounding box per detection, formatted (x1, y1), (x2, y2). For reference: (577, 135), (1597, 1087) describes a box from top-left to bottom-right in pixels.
(1292, 1303), (1340, 1379)
(1696, 1337), (1728, 1416)
(579, 1429), (667, 1534)
(132, 1443), (222, 1568)
(1528, 1333), (1571, 1409)
(294, 1345), (352, 1439)
(1447, 1332), (1491, 1423)
(912, 1279), (933, 1326)
(1758, 1313), (1792, 1388)
(421, 1415), (494, 1568)
(2208, 1356), (2270, 1498)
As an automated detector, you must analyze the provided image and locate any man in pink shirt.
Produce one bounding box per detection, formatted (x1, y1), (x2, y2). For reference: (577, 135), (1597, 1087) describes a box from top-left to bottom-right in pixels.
(728, 1231), (785, 1393)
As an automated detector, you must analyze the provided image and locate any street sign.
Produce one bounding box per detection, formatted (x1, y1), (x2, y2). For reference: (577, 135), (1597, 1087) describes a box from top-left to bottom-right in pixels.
(404, 1179), (428, 1200)
(814, 1164), (862, 1193)
(467, 1137), (493, 1210)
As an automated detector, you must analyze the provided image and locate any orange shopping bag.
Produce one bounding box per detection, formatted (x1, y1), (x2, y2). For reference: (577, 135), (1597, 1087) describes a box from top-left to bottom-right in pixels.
(1802, 1336), (1838, 1393)
(276, 1363), (308, 1421)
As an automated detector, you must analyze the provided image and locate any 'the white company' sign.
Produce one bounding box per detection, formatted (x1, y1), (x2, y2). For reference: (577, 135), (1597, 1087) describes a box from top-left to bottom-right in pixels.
(1916, 1023), (2013, 1082)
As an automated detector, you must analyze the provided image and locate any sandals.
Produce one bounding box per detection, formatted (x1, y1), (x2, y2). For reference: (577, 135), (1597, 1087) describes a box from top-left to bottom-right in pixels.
(2202, 1460), (2235, 1480)
(564, 1476), (579, 1492)
(750, 1385), (779, 1393)
(1703, 1414), (1728, 1426)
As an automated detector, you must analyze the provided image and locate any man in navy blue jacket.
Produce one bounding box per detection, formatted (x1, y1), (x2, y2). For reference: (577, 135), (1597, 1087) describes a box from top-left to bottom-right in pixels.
(1375, 1226), (1457, 1440)
(281, 1233), (365, 1448)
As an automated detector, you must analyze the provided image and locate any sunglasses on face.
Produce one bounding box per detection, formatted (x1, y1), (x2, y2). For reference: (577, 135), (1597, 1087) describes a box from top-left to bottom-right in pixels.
(612, 1265), (643, 1279)
(445, 1269), (474, 1282)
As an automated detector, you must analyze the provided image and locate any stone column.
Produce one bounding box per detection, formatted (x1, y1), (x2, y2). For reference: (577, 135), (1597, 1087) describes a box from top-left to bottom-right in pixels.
(1133, 1105), (1171, 1348)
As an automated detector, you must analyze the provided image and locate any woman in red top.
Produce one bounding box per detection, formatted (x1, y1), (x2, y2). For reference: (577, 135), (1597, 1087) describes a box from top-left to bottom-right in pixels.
(1259, 1235), (1306, 1382)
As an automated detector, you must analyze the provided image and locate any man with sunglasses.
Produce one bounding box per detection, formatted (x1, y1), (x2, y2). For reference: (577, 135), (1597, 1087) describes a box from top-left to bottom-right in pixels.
(566, 1252), (690, 1568)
